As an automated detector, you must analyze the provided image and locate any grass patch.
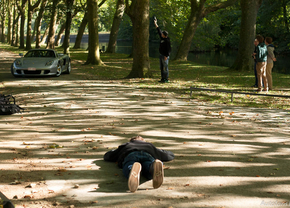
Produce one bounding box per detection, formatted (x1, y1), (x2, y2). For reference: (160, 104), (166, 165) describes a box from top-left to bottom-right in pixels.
(2, 43), (290, 109)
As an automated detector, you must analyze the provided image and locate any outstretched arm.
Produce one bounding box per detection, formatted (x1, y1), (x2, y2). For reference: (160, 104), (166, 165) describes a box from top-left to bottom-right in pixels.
(155, 19), (162, 39)
(154, 19), (158, 28)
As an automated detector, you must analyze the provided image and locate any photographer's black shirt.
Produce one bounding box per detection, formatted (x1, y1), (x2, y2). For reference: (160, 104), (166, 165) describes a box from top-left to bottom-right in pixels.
(157, 27), (171, 57)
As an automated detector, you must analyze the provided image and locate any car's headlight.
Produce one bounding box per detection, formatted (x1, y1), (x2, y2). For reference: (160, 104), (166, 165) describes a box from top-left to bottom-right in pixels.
(45, 60), (54, 66)
(15, 60), (22, 66)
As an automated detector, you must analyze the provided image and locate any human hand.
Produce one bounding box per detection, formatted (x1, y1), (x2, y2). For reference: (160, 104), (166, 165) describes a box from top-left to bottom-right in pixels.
(164, 56), (168, 61)
(273, 58), (277, 62)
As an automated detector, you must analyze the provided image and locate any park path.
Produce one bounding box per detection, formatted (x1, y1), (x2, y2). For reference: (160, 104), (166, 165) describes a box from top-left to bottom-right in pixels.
(0, 48), (290, 208)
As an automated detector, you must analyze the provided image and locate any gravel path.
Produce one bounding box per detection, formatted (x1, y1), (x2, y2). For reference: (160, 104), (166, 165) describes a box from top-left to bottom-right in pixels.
(1, 48), (290, 208)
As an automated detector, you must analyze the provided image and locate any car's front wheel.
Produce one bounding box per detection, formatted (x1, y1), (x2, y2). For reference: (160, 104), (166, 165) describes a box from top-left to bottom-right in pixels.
(55, 64), (62, 77)
(11, 64), (20, 78)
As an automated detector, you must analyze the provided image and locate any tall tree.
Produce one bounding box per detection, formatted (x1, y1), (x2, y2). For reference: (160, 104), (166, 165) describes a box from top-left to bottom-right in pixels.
(7, 0), (14, 44)
(0, 0), (7, 43)
(125, 0), (150, 78)
(11, 1), (20, 46)
(85, 0), (103, 65)
(174, 0), (237, 61)
(63, 0), (75, 54)
(26, 0), (41, 50)
(73, 12), (88, 49)
(230, 0), (263, 71)
(107, 0), (125, 53)
(73, 0), (106, 49)
(17, 0), (28, 49)
(15, 18), (21, 47)
(40, 25), (50, 45)
(35, 0), (48, 48)
(55, 22), (66, 46)
(47, 0), (60, 49)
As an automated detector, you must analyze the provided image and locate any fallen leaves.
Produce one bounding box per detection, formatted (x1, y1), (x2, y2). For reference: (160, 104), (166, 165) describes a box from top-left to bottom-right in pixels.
(24, 194), (34, 199)
(10, 180), (21, 185)
(49, 144), (63, 149)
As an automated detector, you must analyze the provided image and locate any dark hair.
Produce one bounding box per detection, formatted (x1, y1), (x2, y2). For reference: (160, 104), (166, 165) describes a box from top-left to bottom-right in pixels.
(256, 35), (264, 43)
(162, 31), (168, 37)
(265, 37), (273, 44)
(130, 136), (144, 142)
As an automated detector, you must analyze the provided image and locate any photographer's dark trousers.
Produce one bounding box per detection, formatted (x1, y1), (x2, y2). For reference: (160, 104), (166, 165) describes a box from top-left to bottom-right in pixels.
(159, 54), (169, 81)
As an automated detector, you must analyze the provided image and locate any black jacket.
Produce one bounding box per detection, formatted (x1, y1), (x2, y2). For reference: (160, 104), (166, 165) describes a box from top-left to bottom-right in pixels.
(157, 27), (171, 57)
(104, 140), (175, 168)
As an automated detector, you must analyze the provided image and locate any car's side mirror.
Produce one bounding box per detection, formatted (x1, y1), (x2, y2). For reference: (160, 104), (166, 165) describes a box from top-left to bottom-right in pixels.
(19, 53), (23, 57)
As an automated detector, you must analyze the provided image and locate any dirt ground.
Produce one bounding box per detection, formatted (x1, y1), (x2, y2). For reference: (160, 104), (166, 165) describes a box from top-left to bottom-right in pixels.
(1, 48), (290, 208)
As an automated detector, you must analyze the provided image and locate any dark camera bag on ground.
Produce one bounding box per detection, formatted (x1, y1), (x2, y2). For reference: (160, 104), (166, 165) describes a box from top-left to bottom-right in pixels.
(0, 94), (24, 115)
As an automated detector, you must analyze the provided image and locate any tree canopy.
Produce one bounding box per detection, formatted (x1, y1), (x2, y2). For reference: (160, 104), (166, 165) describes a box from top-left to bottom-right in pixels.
(0, 0), (289, 76)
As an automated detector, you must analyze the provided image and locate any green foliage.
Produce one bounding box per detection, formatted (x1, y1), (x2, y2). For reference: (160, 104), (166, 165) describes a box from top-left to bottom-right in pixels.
(1, 0), (290, 54)
(98, 0), (116, 32)
(191, 15), (224, 51)
(119, 0), (242, 52)
(216, 2), (241, 49)
(118, 14), (133, 40)
(257, 0), (290, 53)
(149, 0), (189, 42)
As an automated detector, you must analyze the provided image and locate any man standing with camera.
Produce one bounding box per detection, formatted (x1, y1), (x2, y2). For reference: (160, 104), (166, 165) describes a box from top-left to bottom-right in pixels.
(154, 17), (171, 83)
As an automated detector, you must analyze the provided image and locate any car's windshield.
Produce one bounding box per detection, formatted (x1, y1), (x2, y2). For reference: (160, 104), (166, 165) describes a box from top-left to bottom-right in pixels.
(24, 50), (56, 58)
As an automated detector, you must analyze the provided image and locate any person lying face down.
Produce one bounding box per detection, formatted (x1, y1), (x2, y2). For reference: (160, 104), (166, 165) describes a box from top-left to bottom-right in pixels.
(104, 136), (175, 192)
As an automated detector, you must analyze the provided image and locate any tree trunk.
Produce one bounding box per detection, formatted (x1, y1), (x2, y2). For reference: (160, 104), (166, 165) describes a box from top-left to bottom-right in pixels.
(55, 22), (66, 46)
(174, 8), (203, 61)
(46, 0), (59, 49)
(17, 0), (28, 48)
(85, 0), (103, 65)
(35, 0), (48, 48)
(7, 0), (13, 44)
(31, 21), (37, 42)
(19, 13), (25, 48)
(26, 0), (42, 49)
(11, 2), (19, 46)
(72, 1), (105, 49)
(73, 12), (88, 49)
(63, 0), (74, 54)
(1, 0), (7, 43)
(126, 0), (150, 78)
(230, 0), (262, 71)
(26, 9), (34, 50)
(174, 0), (238, 61)
(40, 25), (49, 45)
(15, 18), (20, 47)
(107, 0), (125, 53)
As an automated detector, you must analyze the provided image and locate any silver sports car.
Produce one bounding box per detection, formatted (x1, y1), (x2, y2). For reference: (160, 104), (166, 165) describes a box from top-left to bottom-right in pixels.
(11, 49), (71, 77)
